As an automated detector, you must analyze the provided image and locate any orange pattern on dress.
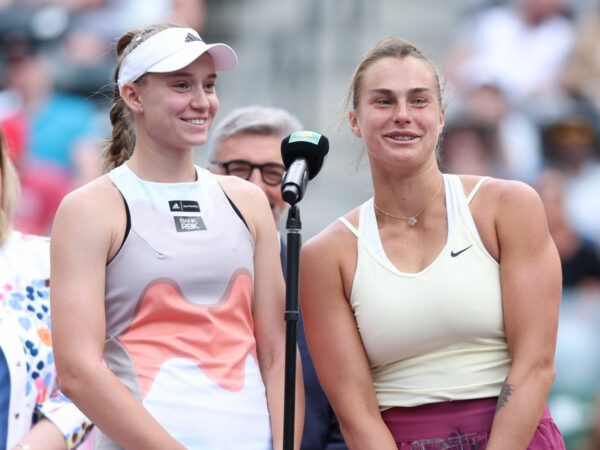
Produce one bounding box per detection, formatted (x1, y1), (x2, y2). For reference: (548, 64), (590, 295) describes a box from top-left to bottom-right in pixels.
(119, 269), (255, 397)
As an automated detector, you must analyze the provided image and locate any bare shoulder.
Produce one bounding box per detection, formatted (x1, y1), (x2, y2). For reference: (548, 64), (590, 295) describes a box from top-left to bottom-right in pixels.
(303, 207), (360, 261)
(461, 175), (547, 257)
(57, 175), (122, 216)
(301, 207), (361, 301)
(214, 174), (272, 239)
(214, 173), (266, 203)
(462, 175), (542, 215)
(52, 175), (125, 258)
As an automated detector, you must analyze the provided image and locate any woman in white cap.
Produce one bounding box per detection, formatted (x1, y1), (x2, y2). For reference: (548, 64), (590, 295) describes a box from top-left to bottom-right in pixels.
(49, 23), (303, 450)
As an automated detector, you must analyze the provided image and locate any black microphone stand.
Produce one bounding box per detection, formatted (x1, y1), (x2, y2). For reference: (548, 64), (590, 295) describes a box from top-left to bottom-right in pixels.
(279, 130), (328, 449)
(283, 202), (301, 450)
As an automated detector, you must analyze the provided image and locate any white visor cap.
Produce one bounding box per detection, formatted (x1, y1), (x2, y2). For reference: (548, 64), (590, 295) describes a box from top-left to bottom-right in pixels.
(117, 27), (238, 94)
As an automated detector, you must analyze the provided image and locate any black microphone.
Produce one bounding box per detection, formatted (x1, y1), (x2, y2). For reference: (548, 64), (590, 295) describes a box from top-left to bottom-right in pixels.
(281, 131), (329, 205)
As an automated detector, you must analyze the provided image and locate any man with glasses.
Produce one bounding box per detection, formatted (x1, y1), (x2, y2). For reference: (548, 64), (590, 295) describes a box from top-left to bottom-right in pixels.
(207, 105), (348, 450)
(207, 106), (292, 228)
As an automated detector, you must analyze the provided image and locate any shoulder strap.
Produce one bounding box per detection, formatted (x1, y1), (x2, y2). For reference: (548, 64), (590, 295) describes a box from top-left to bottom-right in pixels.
(337, 217), (359, 238)
(466, 176), (489, 204)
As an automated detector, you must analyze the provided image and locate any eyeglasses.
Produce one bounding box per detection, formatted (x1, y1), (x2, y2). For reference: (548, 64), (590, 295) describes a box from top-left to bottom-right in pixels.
(211, 159), (286, 186)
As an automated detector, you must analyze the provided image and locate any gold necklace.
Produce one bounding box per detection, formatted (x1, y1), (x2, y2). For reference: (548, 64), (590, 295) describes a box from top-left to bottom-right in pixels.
(373, 176), (443, 226)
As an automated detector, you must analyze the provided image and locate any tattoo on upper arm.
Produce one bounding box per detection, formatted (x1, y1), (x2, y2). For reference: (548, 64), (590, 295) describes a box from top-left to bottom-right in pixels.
(496, 380), (513, 413)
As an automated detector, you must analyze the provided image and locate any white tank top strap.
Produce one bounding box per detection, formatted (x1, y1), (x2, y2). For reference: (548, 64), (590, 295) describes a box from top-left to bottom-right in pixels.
(337, 216), (359, 238)
(445, 174), (481, 237)
(363, 198), (393, 263)
(338, 200), (389, 260)
(466, 176), (489, 204)
(445, 174), (460, 233)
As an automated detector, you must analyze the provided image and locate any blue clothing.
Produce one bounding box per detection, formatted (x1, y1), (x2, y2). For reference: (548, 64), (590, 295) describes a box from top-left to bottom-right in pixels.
(29, 92), (100, 171)
(0, 347), (9, 448)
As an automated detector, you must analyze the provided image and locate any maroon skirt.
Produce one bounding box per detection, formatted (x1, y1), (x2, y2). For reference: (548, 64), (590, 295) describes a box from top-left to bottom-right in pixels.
(381, 397), (565, 449)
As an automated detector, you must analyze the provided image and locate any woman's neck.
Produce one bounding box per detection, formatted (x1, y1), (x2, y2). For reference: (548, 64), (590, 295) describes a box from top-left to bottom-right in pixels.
(126, 149), (197, 183)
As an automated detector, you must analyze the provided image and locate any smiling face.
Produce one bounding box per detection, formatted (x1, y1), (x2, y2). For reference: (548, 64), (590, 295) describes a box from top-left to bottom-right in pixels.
(130, 53), (220, 152)
(349, 55), (445, 172)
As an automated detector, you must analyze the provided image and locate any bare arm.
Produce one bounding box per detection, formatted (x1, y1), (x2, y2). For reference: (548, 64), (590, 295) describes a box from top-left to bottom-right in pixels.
(483, 179), (562, 449)
(12, 418), (66, 450)
(300, 220), (397, 450)
(50, 179), (185, 450)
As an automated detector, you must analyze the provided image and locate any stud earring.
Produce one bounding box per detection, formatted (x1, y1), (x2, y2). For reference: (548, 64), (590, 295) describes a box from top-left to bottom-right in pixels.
(138, 106), (143, 113)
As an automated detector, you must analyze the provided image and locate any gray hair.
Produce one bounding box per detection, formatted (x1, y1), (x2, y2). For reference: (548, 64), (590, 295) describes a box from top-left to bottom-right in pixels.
(206, 105), (302, 161)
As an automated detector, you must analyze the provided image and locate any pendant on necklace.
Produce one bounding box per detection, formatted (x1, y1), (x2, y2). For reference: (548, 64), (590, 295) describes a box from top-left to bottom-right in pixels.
(408, 217), (417, 226)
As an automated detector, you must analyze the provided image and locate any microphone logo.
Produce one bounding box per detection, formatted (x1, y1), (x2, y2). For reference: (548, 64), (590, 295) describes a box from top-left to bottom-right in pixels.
(288, 131), (322, 146)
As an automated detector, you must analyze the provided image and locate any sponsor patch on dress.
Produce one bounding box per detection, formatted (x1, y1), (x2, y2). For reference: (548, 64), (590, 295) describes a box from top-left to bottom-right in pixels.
(169, 200), (200, 212)
(174, 216), (206, 232)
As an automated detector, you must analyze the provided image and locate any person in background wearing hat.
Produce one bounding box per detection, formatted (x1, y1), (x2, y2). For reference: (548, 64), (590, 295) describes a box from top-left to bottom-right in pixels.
(49, 23), (303, 450)
(0, 128), (92, 450)
(207, 105), (348, 450)
(542, 115), (600, 246)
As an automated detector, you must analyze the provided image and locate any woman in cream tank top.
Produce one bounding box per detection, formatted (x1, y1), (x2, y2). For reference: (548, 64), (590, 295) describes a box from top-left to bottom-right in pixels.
(300, 36), (565, 449)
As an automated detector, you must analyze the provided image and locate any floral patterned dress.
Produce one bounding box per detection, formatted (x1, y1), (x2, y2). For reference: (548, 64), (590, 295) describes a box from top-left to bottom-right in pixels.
(0, 231), (92, 449)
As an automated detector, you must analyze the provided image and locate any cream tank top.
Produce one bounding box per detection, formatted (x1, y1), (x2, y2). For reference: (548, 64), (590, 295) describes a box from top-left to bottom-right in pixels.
(339, 174), (511, 409)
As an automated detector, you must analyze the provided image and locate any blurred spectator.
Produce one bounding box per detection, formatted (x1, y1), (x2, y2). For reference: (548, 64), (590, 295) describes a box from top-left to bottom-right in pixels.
(458, 0), (508, 14)
(535, 168), (600, 292)
(560, 0), (600, 125)
(439, 118), (508, 178)
(445, 0), (575, 117)
(577, 393), (600, 450)
(541, 114), (600, 244)
(0, 31), (104, 235)
(447, 81), (543, 183)
(57, 0), (206, 96)
(0, 1), (206, 100)
(550, 291), (600, 448)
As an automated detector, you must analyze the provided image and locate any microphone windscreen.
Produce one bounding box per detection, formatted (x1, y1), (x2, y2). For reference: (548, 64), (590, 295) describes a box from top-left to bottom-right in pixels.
(281, 131), (329, 180)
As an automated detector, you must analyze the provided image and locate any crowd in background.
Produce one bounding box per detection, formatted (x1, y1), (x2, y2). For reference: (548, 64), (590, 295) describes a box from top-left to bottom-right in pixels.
(1, 0), (600, 448)
(0, 0), (206, 236)
(438, 4), (600, 447)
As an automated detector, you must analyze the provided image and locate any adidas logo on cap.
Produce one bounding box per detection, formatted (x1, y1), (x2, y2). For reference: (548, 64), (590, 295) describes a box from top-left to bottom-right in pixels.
(185, 33), (203, 43)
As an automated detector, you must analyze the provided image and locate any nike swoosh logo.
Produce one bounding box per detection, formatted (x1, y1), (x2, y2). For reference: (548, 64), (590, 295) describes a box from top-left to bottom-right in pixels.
(451, 245), (473, 257)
